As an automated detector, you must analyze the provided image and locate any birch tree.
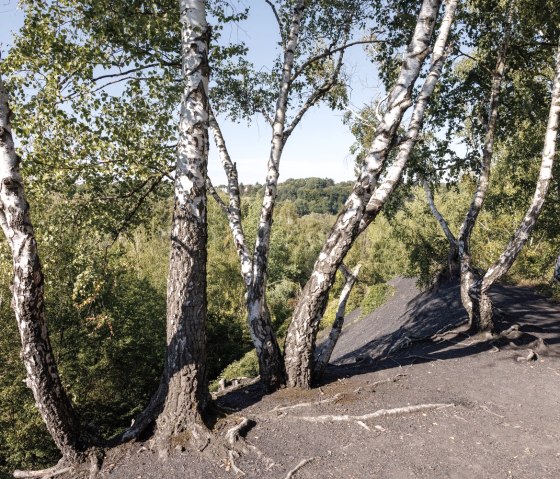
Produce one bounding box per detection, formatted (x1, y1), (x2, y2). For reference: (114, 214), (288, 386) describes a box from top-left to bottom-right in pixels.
(121, 0), (212, 449)
(284, 0), (458, 388)
(210, 0), (380, 390)
(455, 4), (513, 330)
(0, 74), (91, 476)
(417, 2), (560, 332)
(466, 39), (560, 331)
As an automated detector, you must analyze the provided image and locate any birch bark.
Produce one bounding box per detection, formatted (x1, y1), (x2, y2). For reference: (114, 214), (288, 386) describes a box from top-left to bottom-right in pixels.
(468, 38), (560, 330)
(456, 6), (513, 330)
(422, 180), (459, 277)
(314, 264), (361, 377)
(244, 0), (307, 390)
(0, 76), (83, 461)
(152, 0), (211, 447)
(555, 251), (560, 283)
(284, 0), (454, 388)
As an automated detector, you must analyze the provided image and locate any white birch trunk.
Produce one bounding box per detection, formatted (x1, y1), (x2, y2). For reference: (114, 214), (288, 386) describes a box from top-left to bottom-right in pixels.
(244, 0), (308, 390)
(209, 108), (253, 285)
(422, 180), (459, 277)
(314, 264), (361, 377)
(0, 76), (84, 461)
(152, 0), (211, 446)
(284, 0), (452, 389)
(456, 6), (513, 329)
(554, 251), (560, 283)
(471, 39), (560, 326)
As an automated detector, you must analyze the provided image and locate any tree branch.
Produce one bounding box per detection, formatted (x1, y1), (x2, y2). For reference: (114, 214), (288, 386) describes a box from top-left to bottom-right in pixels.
(291, 37), (382, 83)
(265, 0), (286, 46)
(284, 45), (346, 141)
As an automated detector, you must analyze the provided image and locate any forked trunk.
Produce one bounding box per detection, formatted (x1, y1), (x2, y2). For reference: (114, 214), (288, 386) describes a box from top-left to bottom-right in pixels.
(284, 0), (453, 388)
(456, 5), (513, 330)
(469, 285), (494, 334)
(0, 78), (84, 461)
(459, 263), (475, 322)
(469, 36), (560, 333)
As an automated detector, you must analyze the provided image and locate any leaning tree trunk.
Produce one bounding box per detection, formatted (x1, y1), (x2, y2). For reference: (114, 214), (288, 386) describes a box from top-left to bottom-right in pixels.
(151, 0), (211, 450)
(284, 0), (453, 388)
(0, 78), (84, 463)
(456, 5), (513, 329)
(469, 37), (560, 332)
(314, 264), (360, 378)
(422, 179), (460, 278)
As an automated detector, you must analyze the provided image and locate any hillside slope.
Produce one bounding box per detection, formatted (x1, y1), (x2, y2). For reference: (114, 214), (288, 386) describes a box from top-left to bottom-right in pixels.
(61, 278), (560, 479)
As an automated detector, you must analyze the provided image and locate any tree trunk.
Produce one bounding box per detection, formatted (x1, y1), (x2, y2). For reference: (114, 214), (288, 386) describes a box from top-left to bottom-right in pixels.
(209, 109), (284, 390)
(468, 36), (560, 332)
(422, 179), (459, 278)
(554, 252), (560, 283)
(152, 0), (211, 448)
(314, 264), (360, 378)
(284, 0), (453, 389)
(0, 77), (84, 461)
(456, 5), (513, 330)
(246, 0), (309, 390)
(469, 283), (493, 334)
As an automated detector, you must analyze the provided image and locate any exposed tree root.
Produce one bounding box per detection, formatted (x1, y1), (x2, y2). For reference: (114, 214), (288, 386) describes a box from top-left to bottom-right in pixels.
(270, 393), (342, 412)
(225, 417), (252, 446)
(13, 463), (72, 479)
(223, 417), (275, 471)
(285, 457), (317, 479)
(226, 450), (245, 476)
(280, 403), (454, 424)
(14, 449), (104, 479)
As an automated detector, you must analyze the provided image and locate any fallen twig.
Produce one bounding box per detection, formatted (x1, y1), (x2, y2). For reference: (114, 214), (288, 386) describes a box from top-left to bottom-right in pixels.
(356, 420), (370, 431)
(369, 373), (407, 389)
(479, 405), (505, 418)
(285, 457), (317, 479)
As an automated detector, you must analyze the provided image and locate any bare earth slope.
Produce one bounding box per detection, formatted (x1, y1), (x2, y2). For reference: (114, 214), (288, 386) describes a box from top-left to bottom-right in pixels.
(84, 278), (560, 479)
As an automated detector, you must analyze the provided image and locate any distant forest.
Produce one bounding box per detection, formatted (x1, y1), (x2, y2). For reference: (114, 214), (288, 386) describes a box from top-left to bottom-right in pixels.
(236, 178), (353, 216)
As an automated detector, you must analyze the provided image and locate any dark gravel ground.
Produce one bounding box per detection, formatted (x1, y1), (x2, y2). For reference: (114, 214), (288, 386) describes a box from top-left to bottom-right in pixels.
(62, 278), (560, 479)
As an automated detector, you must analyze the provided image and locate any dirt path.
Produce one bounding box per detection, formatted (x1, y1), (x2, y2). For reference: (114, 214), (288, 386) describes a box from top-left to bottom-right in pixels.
(86, 279), (560, 478)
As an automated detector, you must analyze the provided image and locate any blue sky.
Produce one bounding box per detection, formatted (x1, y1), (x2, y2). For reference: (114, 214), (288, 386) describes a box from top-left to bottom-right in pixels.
(0, 1), (384, 185)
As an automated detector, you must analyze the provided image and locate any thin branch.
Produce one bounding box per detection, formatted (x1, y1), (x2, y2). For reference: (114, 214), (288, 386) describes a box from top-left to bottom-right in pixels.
(285, 458), (317, 479)
(455, 49), (493, 74)
(291, 38), (383, 83)
(110, 174), (165, 245)
(265, 0), (286, 46)
(206, 177), (229, 214)
(284, 45), (346, 140)
(91, 63), (160, 83)
(421, 178), (457, 246)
